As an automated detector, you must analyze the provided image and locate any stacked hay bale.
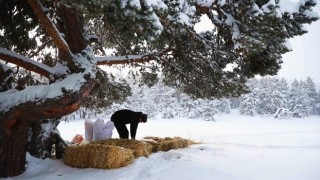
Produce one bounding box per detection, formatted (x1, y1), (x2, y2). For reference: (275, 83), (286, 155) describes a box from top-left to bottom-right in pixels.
(63, 137), (196, 169)
(64, 144), (91, 168)
(64, 144), (134, 169)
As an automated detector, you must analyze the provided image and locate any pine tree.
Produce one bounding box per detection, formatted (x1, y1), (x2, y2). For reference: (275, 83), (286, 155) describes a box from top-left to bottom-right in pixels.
(239, 92), (257, 116)
(270, 78), (289, 113)
(288, 79), (300, 113)
(239, 79), (259, 116)
(239, 77), (290, 116)
(255, 78), (278, 115)
(0, 0), (318, 177)
(315, 89), (320, 115)
(289, 80), (309, 117)
(304, 77), (318, 115)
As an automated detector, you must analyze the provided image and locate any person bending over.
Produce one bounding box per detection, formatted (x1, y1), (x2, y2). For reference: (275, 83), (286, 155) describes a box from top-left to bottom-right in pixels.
(111, 109), (147, 140)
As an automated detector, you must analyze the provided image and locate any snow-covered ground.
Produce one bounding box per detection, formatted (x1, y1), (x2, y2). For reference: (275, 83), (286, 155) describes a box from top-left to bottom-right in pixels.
(8, 111), (320, 180)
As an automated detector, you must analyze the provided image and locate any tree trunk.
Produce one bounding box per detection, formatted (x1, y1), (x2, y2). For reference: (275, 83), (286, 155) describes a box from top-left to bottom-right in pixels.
(0, 120), (30, 177)
(0, 83), (93, 178)
(27, 119), (68, 159)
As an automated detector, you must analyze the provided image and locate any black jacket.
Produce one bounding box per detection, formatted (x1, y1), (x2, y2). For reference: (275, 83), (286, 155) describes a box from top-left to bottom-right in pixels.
(111, 109), (143, 139)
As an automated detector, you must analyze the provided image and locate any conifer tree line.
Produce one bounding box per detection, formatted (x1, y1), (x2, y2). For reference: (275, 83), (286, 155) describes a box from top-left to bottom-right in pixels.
(67, 76), (320, 120)
(239, 77), (320, 118)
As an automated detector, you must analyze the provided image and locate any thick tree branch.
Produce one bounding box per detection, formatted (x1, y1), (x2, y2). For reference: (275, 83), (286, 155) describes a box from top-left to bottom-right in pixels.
(56, 3), (87, 54)
(27, 0), (73, 58)
(1, 79), (95, 135)
(0, 48), (55, 79)
(0, 47), (170, 80)
(194, 0), (219, 18)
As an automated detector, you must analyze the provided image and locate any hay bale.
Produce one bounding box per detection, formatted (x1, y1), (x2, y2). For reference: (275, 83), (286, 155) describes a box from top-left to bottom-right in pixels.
(158, 137), (189, 151)
(86, 144), (134, 169)
(93, 139), (153, 158)
(64, 145), (90, 168)
(143, 136), (196, 152)
(64, 144), (134, 169)
(141, 136), (161, 152)
(143, 136), (163, 142)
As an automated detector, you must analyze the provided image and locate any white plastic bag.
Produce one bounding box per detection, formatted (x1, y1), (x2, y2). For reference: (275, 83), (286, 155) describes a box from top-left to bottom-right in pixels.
(101, 120), (114, 140)
(93, 119), (114, 141)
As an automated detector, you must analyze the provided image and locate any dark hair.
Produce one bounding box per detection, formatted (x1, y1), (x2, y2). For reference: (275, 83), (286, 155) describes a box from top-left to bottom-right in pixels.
(141, 114), (147, 123)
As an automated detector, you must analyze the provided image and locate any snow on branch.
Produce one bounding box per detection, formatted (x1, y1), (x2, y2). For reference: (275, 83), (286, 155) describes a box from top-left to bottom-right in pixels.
(0, 72), (91, 113)
(197, 0), (214, 7)
(0, 47), (55, 79)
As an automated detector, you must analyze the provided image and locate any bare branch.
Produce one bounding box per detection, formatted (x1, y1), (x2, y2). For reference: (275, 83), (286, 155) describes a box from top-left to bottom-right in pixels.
(28, 39), (52, 58)
(0, 48), (55, 79)
(96, 55), (152, 65)
(110, 31), (128, 55)
(96, 48), (171, 66)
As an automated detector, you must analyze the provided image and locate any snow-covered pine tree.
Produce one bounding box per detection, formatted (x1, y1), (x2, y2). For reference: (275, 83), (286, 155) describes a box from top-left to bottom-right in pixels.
(289, 80), (307, 117)
(315, 89), (320, 115)
(288, 79), (300, 114)
(239, 79), (259, 116)
(255, 78), (273, 115)
(270, 78), (289, 114)
(271, 78), (291, 118)
(304, 77), (318, 115)
(239, 92), (257, 116)
(239, 77), (290, 116)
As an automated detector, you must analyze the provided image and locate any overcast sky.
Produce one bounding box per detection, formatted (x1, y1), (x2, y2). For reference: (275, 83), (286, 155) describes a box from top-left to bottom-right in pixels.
(194, 2), (320, 87)
(277, 3), (320, 86)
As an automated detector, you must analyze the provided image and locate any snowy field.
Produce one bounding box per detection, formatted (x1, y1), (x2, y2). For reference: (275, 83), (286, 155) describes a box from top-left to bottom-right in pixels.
(8, 111), (320, 180)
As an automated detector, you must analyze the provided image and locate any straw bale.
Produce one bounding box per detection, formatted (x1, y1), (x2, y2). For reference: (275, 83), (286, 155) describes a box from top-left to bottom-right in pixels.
(86, 144), (134, 169)
(64, 144), (134, 169)
(64, 145), (90, 168)
(143, 136), (163, 142)
(141, 136), (161, 152)
(158, 137), (188, 151)
(93, 139), (153, 158)
(143, 136), (196, 152)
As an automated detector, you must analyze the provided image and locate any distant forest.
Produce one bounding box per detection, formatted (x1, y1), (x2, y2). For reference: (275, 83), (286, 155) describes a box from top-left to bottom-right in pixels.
(65, 77), (320, 120)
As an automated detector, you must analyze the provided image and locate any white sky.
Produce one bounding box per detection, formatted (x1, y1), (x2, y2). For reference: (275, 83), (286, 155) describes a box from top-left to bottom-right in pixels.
(277, 2), (320, 86)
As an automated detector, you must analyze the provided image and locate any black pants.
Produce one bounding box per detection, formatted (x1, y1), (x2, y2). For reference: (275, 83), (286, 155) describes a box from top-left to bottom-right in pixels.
(113, 122), (129, 139)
